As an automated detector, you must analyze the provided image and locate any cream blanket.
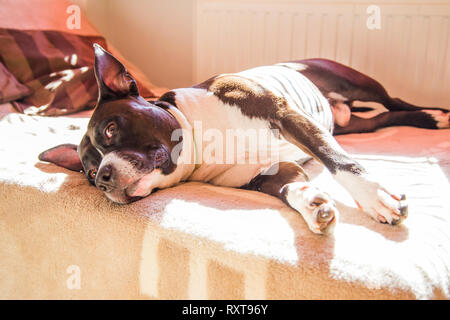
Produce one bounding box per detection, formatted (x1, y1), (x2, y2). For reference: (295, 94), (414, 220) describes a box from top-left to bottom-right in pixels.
(0, 112), (449, 299)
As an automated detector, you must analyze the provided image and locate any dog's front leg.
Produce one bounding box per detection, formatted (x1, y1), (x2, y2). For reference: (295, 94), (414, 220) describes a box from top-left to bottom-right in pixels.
(242, 161), (338, 235)
(277, 113), (408, 225)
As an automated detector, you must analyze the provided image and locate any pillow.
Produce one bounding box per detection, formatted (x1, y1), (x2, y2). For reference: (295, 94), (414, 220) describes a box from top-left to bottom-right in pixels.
(0, 28), (155, 116)
(0, 61), (31, 104)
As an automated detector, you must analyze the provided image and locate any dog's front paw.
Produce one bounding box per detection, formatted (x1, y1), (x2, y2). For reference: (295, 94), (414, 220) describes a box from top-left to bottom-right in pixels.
(354, 180), (408, 225)
(284, 182), (338, 235)
(336, 171), (408, 225)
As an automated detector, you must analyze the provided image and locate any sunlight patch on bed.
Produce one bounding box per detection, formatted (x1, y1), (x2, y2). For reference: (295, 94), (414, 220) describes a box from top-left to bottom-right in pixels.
(322, 153), (450, 299)
(0, 113), (88, 192)
(160, 199), (299, 265)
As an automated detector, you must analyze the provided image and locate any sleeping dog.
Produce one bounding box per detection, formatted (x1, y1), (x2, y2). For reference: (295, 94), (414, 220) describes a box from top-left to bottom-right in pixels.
(40, 44), (449, 235)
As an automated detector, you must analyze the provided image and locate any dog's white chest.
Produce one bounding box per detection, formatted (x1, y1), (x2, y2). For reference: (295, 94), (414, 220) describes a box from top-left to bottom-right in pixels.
(172, 87), (308, 187)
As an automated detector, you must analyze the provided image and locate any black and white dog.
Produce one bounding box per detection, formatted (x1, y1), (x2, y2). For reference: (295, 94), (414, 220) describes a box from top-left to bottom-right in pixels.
(40, 44), (449, 235)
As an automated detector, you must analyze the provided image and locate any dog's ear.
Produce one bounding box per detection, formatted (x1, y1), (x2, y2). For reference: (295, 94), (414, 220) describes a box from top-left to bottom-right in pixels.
(93, 43), (139, 99)
(38, 144), (83, 172)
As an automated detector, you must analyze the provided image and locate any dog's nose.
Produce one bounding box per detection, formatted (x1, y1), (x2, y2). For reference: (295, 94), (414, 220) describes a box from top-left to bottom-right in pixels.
(96, 165), (114, 192)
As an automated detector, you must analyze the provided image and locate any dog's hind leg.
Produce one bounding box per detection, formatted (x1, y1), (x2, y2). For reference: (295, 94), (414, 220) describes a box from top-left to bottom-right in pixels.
(381, 97), (449, 113)
(334, 111), (450, 135)
(242, 161), (338, 235)
(302, 59), (448, 113)
(348, 88), (449, 113)
(276, 111), (408, 225)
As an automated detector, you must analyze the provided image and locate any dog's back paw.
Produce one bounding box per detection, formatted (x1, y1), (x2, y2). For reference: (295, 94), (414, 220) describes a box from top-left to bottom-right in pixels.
(422, 110), (450, 129)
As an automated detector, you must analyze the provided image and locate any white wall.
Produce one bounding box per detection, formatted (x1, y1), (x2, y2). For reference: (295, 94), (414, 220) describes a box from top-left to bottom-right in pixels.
(74, 0), (195, 89)
(194, 0), (450, 107)
(75, 0), (450, 107)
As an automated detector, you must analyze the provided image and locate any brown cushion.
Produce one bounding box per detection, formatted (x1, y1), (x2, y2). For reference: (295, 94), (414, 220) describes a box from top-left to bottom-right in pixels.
(0, 28), (155, 116)
(0, 61), (31, 103)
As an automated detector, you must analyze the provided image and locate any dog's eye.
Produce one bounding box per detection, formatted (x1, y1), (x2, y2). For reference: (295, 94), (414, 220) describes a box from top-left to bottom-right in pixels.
(105, 123), (116, 139)
(88, 168), (97, 180)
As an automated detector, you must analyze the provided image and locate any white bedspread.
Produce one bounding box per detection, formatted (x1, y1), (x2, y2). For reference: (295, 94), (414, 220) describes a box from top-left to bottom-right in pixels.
(0, 112), (448, 299)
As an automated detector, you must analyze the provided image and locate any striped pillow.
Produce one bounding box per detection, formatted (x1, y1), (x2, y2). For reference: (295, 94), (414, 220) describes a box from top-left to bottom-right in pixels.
(0, 61), (31, 104)
(0, 28), (155, 116)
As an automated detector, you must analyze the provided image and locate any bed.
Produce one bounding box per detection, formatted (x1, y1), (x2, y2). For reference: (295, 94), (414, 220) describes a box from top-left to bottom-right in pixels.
(0, 0), (449, 300)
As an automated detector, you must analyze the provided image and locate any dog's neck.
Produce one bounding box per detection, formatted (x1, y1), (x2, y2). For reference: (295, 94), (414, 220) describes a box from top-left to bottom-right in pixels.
(163, 104), (197, 183)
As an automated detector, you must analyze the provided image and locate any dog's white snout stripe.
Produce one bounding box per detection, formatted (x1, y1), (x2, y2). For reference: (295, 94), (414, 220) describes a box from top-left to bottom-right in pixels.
(98, 152), (139, 186)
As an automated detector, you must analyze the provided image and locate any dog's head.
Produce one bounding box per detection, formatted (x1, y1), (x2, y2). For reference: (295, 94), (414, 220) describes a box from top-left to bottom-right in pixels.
(39, 44), (181, 203)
